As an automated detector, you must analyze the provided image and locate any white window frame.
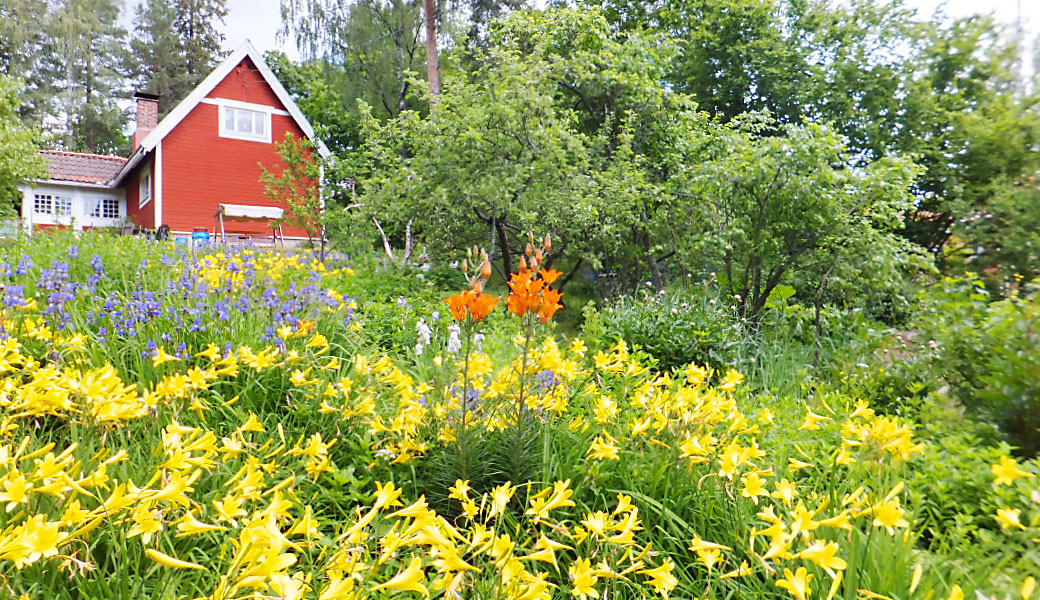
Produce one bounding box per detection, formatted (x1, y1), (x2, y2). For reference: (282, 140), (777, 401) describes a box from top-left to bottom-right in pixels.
(33, 193), (72, 216)
(33, 193), (54, 215)
(33, 193), (52, 214)
(55, 195), (72, 216)
(139, 168), (152, 208)
(218, 100), (273, 144)
(88, 197), (121, 220)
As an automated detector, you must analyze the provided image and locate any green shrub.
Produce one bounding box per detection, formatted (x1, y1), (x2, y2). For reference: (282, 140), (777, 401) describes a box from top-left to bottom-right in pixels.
(834, 360), (934, 416)
(585, 282), (746, 371)
(919, 276), (1040, 455)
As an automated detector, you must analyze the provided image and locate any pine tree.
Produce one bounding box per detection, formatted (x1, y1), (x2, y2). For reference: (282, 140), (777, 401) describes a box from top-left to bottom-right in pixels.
(174, 0), (228, 79)
(130, 0), (227, 116)
(0, 0), (57, 124)
(130, 0), (192, 116)
(465, 0), (527, 50)
(48, 0), (130, 154)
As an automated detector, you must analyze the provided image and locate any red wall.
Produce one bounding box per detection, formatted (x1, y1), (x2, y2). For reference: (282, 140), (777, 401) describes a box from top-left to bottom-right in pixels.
(160, 57), (311, 239)
(209, 57), (284, 108)
(125, 153), (155, 229)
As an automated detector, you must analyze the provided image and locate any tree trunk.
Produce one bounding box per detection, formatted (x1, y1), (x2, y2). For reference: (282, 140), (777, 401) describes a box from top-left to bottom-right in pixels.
(424, 0), (441, 99)
(372, 216), (397, 266)
(814, 253), (840, 368)
(647, 247), (664, 292)
(639, 214), (663, 292)
(85, 49), (94, 151)
(495, 217), (513, 276)
(558, 258), (584, 295)
(402, 218), (414, 265)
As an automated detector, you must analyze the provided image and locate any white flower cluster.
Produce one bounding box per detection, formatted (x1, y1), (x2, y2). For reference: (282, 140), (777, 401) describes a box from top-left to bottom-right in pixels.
(447, 324), (462, 355)
(415, 318), (432, 356)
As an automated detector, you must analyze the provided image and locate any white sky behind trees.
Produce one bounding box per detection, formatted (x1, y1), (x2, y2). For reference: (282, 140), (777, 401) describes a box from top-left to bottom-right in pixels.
(121, 0), (1038, 76)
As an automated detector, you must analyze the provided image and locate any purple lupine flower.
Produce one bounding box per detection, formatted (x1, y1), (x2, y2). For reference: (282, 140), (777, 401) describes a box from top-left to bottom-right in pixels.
(535, 370), (558, 391)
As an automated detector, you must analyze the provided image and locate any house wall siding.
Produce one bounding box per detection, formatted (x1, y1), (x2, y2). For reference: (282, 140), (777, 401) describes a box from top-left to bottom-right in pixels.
(161, 56), (309, 238)
(124, 153), (155, 229)
(207, 57), (286, 108)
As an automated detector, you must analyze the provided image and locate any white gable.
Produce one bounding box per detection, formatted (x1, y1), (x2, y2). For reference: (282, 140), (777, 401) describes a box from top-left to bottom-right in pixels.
(113, 40), (330, 186)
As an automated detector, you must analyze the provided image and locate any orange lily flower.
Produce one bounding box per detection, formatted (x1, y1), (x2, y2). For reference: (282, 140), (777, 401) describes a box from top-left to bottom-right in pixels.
(538, 288), (563, 323)
(538, 269), (562, 286)
(505, 267), (564, 322)
(446, 293), (468, 322)
(506, 270), (543, 317)
(445, 290), (500, 323)
(467, 291), (499, 321)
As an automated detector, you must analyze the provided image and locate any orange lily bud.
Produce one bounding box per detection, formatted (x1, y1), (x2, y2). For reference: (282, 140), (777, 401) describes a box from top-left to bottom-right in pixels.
(519, 256), (528, 272)
(544, 234), (552, 253)
(461, 259), (468, 273)
(526, 243), (534, 257)
(480, 259), (492, 280)
(527, 231), (535, 243)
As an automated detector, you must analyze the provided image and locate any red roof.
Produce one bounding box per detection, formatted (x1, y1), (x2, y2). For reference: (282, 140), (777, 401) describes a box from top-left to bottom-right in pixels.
(40, 150), (127, 185)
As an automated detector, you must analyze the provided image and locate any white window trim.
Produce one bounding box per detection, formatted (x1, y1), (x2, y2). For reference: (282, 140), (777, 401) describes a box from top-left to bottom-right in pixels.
(201, 97), (290, 116)
(140, 167), (153, 208)
(217, 101), (273, 144)
(56, 195), (72, 216)
(33, 193), (55, 215)
(87, 196), (122, 220)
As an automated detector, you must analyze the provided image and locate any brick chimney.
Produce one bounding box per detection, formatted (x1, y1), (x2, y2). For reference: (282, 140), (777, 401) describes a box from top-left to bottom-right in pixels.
(132, 91), (160, 151)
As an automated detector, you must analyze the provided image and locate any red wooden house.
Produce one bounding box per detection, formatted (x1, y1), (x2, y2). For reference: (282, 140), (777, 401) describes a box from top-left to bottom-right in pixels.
(17, 41), (330, 242)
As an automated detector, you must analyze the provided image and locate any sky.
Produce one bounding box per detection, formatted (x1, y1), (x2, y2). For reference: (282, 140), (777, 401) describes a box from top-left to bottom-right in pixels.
(122, 0), (1039, 62)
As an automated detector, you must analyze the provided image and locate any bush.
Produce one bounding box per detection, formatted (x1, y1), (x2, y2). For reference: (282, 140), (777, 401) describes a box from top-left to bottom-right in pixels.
(833, 359), (934, 417)
(918, 276), (1040, 455)
(584, 282), (746, 371)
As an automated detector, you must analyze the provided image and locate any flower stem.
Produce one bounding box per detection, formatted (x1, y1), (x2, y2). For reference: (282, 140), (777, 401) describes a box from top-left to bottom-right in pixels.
(457, 319), (474, 481)
(508, 313), (537, 483)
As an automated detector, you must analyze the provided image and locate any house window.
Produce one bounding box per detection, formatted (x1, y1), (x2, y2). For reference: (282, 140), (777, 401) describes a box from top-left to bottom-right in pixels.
(33, 193), (72, 216)
(33, 194), (53, 215)
(140, 169), (152, 208)
(89, 198), (121, 219)
(219, 105), (271, 142)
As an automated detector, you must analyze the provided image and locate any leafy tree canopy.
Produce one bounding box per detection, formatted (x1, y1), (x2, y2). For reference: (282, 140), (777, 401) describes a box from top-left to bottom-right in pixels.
(0, 75), (47, 217)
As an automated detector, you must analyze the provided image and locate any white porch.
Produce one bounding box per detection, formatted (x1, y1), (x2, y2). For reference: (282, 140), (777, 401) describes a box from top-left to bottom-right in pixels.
(18, 182), (127, 233)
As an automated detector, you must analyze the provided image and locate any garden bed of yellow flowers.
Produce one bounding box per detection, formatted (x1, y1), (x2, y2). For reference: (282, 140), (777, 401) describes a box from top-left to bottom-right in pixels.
(0, 233), (1036, 599)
